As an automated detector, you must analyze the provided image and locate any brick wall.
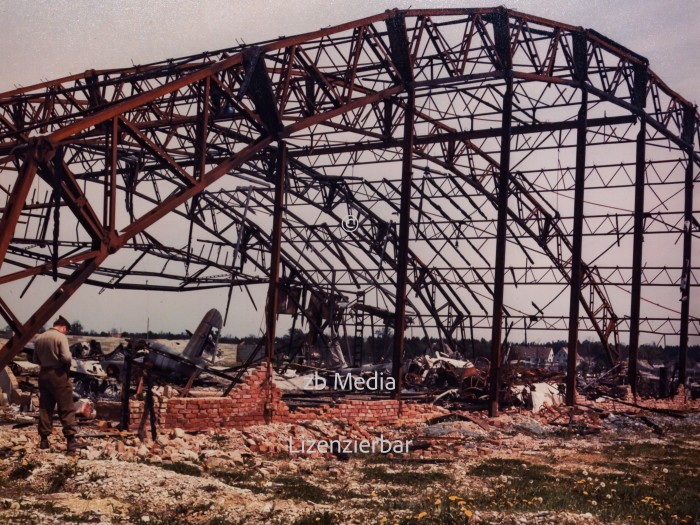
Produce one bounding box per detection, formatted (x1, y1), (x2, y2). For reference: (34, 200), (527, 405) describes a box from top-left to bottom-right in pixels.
(287, 399), (444, 425)
(125, 364), (445, 432)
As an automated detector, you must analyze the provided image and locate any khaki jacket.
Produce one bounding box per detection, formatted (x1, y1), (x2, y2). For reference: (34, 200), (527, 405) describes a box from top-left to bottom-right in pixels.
(34, 328), (72, 370)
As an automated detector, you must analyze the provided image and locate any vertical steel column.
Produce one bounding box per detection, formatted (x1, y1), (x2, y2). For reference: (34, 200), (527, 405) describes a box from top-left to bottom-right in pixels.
(628, 121), (646, 395)
(679, 106), (696, 388)
(566, 32), (588, 406)
(488, 8), (512, 417)
(628, 63), (649, 395)
(265, 144), (287, 364)
(262, 143), (286, 423)
(242, 48), (285, 409)
(628, 128), (647, 395)
(391, 88), (415, 405)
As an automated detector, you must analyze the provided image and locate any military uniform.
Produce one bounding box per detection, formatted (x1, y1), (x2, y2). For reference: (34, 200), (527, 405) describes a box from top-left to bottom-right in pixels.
(34, 327), (78, 439)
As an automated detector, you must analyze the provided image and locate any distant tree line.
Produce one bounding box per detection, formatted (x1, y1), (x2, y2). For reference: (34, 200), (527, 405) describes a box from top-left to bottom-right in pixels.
(4, 322), (695, 367)
(267, 330), (700, 367)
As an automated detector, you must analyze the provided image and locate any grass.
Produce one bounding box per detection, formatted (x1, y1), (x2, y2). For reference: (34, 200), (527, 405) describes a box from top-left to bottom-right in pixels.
(124, 501), (240, 525)
(365, 496), (476, 525)
(361, 465), (453, 487)
(363, 453), (397, 465)
(597, 441), (700, 524)
(88, 470), (107, 482)
(209, 469), (250, 484)
(150, 461), (202, 477)
(467, 458), (627, 514)
(271, 475), (328, 503)
(8, 458), (40, 480)
(351, 464), (455, 513)
(2, 421), (697, 525)
(127, 504), (194, 525)
(605, 441), (690, 458)
(0, 511), (37, 523)
(61, 513), (102, 523)
(26, 501), (63, 514)
(209, 434), (230, 447)
(47, 462), (79, 493)
(129, 514), (191, 525)
(469, 458), (555, 480)
(188, 501), (213, 513)
(210, 469), (267, 493)
(286, 511), (340, 525)
(462, 453), (700, 525)
(363, 454), (453, 466)
(207, 516), (246, 525)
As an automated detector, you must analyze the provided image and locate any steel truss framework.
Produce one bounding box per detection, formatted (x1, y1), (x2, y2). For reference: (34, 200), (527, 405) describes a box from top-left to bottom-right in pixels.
(0, 8), (698, 413)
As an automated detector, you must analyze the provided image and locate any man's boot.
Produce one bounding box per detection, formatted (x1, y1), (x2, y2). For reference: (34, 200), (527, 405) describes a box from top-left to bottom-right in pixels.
(39, 437), (50, 450)
(66, 437), (87, 453)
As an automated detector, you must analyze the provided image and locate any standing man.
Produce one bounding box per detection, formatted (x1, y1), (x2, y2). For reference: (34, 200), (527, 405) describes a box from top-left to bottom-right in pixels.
(33, 315), (86, 452)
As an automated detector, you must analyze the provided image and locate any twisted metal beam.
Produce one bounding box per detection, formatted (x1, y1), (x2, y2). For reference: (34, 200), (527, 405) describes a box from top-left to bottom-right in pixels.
(0, 8), (697, 384)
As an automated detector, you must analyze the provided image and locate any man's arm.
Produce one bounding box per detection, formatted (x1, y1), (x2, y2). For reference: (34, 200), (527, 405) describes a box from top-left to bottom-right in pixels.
(58, 335), (73, 371)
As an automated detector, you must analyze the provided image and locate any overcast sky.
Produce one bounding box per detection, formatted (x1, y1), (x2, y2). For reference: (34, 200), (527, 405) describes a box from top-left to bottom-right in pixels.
(1, 0), (698, 103)
(1, 0), (698, 339)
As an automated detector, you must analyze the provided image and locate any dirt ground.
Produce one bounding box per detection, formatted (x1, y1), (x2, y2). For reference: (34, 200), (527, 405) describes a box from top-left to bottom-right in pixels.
(1, 399), (699, 525)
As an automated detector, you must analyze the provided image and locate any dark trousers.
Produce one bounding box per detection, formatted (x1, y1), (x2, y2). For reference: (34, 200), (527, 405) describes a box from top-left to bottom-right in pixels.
(38, 368), (78, 439)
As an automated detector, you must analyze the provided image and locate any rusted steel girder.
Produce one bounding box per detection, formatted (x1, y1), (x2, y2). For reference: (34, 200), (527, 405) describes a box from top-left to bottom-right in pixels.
(0, 257), (106, 370)
(0, 7), (698, 381)
(0, 71), (400, 369)
(488, 8), (511, 418)
(286, 80), (634, 363)
(264, 145), (286, 421)
(266, 145), (286, 364)
(627, 120), (647, 397)
(314, 88), (628, 365)
(679, 106), (697, 387)
(0, 142), (44, 271)
(391, 88), (414, 404)
(1, 10), (697, 155)
(628, 61), (650, 395)
(565, 32), (588, 407)
(280, 162), (474, 352)
(388, 10), (415, 406)
(0, 138), (271, 368)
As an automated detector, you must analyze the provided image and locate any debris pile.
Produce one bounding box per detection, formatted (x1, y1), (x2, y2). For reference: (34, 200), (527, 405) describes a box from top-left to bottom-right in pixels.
(2, 386), (699, 525)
